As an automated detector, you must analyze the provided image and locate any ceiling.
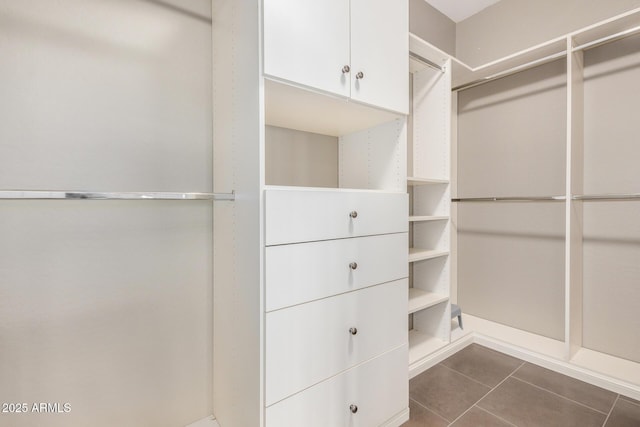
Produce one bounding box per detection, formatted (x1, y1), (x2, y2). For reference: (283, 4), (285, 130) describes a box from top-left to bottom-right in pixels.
(424, 0), (502, 23)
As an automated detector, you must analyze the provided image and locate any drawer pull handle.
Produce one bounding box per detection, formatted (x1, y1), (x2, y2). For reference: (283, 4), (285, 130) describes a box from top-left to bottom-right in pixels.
(349, 211), (358, 219)
(349, 327), (358, 335)
(349, 262), (358, 270)
(342, 65), (350, 74)
(356, 71), (364, 80)
(350, 404), (358, 414)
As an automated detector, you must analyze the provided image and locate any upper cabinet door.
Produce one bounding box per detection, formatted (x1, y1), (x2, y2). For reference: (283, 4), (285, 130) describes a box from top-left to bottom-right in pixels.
(263, 0), (351, 98)
(350, 0), (408, 114)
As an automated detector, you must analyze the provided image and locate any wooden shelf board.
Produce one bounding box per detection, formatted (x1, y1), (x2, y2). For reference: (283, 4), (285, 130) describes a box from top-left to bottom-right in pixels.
(408, 330), (448, 365)
(409, 215), (448, 222)
(407, 177), (449, 186)
(409, 248), (449, 263)
(265, 78), (402, 137)
(408, 289), (449, 314)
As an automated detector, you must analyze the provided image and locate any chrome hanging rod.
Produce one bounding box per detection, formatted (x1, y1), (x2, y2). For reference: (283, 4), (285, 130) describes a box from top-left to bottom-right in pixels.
(452, 196), (566, 202)
(0, 190), (235, 201)
(573, 193), (640, 201)
(409, 51), (445, 73)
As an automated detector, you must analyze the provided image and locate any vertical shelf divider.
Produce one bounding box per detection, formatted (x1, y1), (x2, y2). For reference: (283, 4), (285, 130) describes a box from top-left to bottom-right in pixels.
(565, 36), (585, 361)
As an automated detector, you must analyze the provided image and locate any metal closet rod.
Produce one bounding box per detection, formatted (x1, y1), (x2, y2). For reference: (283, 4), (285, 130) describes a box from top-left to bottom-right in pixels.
(573, 193), (640, 201)
(0, 190), (235, 201)
(409, 51), (445, 73)
(452, 196), (566, 202)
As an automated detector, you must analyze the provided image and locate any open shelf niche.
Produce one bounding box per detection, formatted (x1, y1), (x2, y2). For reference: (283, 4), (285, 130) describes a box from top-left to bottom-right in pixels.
(264, 79), (407, 192)
(407, 36), (453, 369)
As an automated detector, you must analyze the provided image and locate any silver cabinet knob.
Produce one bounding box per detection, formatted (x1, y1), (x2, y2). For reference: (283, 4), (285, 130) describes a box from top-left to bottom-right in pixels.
(356, 71), (364, 79)
(350, 404), (358, 414)
(349, 211), (358, 219)
(349, 262), (358, 270)
(349, 327), (358, 335)
(342, 65), (350, 74)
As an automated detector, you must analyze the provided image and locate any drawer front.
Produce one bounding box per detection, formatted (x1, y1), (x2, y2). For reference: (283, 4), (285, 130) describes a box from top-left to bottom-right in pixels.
(266, 279), (407, 405)
(265, 189), (408, 245)
(266, 345), (408, 427)
(266, 233), (408, 311)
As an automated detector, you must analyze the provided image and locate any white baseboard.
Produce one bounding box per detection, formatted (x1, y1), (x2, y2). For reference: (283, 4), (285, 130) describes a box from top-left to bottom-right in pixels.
(474, 334), (640, 401)
(409, 334), (474, 379)
(382, 407), (410, 427)
(185, 416), (219, 427)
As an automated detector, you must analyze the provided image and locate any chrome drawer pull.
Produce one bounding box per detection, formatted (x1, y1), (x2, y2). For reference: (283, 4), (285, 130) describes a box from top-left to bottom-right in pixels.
(350, 404), (358, 414)
(355, 71), (364, 79)
(349, 327), (358, 335)
(349, 262), (358, 270)
(342, 65), (350, 74)
(349, 211), (358, 219)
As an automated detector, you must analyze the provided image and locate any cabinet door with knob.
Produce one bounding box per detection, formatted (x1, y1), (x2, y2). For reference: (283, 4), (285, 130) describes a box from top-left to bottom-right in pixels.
(263, 0), (408, 114)
(350, 0), (408, 114)
(263, 0), (350, 98)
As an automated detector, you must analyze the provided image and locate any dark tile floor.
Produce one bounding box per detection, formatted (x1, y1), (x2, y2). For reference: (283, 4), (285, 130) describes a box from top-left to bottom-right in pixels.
(403, 344), (640, 427)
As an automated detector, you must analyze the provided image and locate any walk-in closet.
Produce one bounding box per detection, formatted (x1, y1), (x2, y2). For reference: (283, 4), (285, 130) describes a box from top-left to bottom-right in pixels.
(2, 1), (640, 426)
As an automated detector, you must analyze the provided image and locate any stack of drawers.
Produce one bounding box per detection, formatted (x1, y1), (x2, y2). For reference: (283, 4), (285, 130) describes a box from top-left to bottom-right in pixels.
(264, 188), (409, 426)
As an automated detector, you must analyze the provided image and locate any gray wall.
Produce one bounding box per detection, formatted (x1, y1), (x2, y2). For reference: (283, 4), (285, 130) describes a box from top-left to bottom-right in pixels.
(457, 0), (640, 66)
(409, 0), (456, 56)
(0, 1), (213, 426)
(582, 33), (640, 363)
(456, 60), (567, 340)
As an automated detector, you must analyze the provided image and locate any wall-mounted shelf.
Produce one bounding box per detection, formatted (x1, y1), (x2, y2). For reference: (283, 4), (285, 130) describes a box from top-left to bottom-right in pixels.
(408, 248), (449, 263)
(408, 288), (449, 314)
(265, 78), (403, 137)
(407, 177), (449, 186)
(409, 215), (449, 222)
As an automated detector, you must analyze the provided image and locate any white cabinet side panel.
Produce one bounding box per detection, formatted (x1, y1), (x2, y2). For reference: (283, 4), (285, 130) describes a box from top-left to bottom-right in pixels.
(213, 0), (264, 426)
(412, 67), (451, 180)
(339, 119), (407, 191)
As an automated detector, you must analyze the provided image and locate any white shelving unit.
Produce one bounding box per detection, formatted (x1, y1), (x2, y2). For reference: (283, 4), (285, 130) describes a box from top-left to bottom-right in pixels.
(406, 36), (453, 372)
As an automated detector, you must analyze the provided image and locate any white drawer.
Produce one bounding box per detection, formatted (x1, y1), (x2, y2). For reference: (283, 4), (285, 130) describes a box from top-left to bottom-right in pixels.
(265, 188), (408, 245)
(266, 344), (408, 427)
(266, 279), (407, 406)
(266, 233), (408, 311)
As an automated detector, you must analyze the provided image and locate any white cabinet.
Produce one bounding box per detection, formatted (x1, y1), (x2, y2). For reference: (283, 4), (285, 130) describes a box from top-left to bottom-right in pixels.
(263, 0), (350, 98)
(263, 0), (408, 114)
(350, 0), (408, 114)
(266, 345), (408, 427)
(266, 233), (408, 311)
(265, 188), (408, 245)
(265, 279), (407, 405)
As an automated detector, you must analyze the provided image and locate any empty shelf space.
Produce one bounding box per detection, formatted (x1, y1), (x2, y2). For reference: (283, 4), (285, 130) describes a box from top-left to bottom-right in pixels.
(408, 330), (448, 365)
(409, 248), (449, 262)
(409, 215), (448, 222)
(408, 288), (449, 314)
(407, 176), (449, 186)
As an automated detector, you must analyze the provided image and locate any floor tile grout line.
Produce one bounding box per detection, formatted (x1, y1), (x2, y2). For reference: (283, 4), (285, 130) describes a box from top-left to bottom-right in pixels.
(619, 396), (640, 407)
(409, 397), (451, 424)
(601, 395), (619, 427)
(509, 376), (610, 416)
(439, 362), (497, 389)
(447, 360), (526, 426)
(474, 405), (519, 427)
